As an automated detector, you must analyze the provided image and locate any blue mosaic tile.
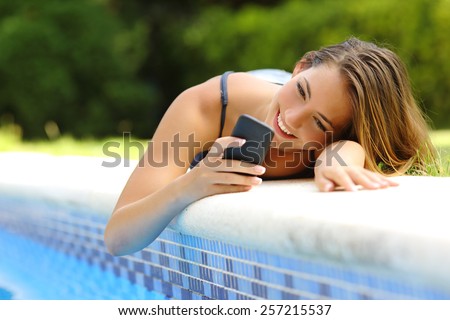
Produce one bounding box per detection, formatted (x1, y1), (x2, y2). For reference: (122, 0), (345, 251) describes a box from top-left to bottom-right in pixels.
(211, 285), (228, 299)
(253, 266), (262, 280)
(144, 275), (154, 291)
(153, 278), (163, 293)
(266, 287), (278, 299)
(2, 196), (450, 301)
(251, 282), (268, 298)
(236, 293), (252, 300)
(142, 250), (152, 261)
(236, 277), (252, 295)
(199, 266), (213, 282)
(159, 254), (170, 268)
(281, 291), (301, 299)
(161, 282), (173, 297)
(178, 260), (190, 274)
(188, 278), (204, 294)
(113, 266), (120, 277)
(223, 274), (239, 290)
(203, 281), (212, 297)
(185, 263), (198, 278)
(119, 267), (129, 279)
(169, 270), (183, 286)
(150, 265), (163, 278)
(134, 261), (145, 273)
(201, 252), (209, 265)
(128, 271), (136, 284)
(227, 290), (237, 300)
(135, 273), (145, 287)
(181, 288), (192, 300)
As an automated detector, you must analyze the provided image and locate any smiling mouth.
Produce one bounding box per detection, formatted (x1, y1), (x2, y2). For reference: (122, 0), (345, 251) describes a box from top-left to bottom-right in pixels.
(274, 111), (297, 139)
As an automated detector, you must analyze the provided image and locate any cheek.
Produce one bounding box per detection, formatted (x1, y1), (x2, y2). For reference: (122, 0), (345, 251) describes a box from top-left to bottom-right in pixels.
(277, 84), (297, 109)
(300, 124), (326, 149)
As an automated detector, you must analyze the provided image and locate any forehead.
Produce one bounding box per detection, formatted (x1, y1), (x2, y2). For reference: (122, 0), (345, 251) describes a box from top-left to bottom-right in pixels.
(296, 65), (352, 129)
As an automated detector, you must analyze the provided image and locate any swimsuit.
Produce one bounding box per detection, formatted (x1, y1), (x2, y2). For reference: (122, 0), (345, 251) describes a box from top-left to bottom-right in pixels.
(189, 71), (233, 169)
(189, 69), (292, 169)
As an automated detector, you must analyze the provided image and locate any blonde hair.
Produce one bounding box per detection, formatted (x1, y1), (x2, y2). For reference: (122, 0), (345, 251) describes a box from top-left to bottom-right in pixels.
(298, 37), (438, 175)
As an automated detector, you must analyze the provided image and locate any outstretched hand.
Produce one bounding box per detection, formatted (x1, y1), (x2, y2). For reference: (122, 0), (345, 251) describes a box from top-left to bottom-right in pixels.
(314, 165), (399, 192)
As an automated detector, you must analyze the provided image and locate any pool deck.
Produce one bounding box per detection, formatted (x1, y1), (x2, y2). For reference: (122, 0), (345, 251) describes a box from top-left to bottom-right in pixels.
(1, 151), (450, 293)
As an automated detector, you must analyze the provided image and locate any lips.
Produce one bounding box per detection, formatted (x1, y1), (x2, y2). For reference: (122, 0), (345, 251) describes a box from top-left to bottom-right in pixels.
(273, 111), (297, 139)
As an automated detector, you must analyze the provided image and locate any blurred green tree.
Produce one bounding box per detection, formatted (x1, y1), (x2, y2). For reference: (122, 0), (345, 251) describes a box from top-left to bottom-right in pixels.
(0, 0), (448, 140)
(174, 0), (450, 129)
(0, 0), (158, 138)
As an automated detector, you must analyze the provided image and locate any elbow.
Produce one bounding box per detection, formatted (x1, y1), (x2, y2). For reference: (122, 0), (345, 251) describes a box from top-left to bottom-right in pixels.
(104, 222), (129, 257)
(104, 228), (120, 256)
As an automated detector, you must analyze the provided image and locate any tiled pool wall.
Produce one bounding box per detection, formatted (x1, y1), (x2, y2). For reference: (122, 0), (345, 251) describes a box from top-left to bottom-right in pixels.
(1, 195), (449, 300)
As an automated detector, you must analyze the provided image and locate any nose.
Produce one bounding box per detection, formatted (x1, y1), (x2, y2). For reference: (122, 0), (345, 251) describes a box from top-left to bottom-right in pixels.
(284, 105), (312, 129)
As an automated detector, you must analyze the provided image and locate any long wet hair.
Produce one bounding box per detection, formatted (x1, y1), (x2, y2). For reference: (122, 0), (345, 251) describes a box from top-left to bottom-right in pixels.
(297, 37), (438, 175)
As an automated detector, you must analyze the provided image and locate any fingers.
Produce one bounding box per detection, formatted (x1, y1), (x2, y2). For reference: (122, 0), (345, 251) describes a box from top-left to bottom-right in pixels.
(208, 184), (253, 196)
(324, 167), (358, 192)
(206, 136), (246, 159)
(316, 166), (399, 192)
(315, 174), (336, 192)
(200, 157), (266, 176)
(212, 172), (262, 186)
(201, 136), (266, 176)
(346, 169), (399, 190)
(189, 136), (266, 197)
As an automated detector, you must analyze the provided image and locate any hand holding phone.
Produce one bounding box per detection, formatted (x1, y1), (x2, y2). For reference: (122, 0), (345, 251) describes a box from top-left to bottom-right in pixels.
(223, 114), (274, 165)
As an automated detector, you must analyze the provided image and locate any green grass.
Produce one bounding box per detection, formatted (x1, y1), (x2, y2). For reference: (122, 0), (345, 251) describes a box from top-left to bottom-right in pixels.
(429, 130), (450, 175)
(1, 125), (449, 175)
(0, 125), (147, 159)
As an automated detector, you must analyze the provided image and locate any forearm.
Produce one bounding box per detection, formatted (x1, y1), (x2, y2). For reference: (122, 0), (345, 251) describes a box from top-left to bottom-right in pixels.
(104, 137), (263, 256)
(314, 140), (365, 173)
(104, 174), (193, 256)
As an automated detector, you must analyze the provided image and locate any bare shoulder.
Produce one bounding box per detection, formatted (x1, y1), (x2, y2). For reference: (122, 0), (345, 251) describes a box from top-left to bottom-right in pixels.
(219, 72), (281, 133)
(163, 72), (280, 136)
(153, 76), (223, 142)
(113, 76), (223, 210)
(227, 72), (280, 106)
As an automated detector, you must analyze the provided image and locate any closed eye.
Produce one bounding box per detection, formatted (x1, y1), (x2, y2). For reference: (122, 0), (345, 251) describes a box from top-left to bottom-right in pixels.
(296, 81), (306, 99)
(313, 116), (326, 132)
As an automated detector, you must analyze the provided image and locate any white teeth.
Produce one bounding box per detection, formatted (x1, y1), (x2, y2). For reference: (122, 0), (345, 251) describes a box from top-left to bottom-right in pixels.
(277, 114), (294, 136)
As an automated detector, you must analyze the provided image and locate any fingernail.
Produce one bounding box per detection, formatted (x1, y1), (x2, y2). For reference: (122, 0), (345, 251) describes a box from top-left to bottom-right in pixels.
(255, 166), (266, 174)
(253, 177), (262, 185)
(324, 183), (333, 192)
(236, 139), (246, 146)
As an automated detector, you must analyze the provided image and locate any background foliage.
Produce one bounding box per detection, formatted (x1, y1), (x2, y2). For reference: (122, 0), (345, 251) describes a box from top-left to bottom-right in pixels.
(0, 0), (449, 139)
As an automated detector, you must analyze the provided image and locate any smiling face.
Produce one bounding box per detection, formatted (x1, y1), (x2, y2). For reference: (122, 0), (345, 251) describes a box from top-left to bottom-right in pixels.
(266, 64), (352, 151)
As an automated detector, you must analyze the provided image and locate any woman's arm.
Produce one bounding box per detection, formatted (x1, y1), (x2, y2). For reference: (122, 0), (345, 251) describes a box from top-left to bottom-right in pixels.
(314, 140), (398, 192)
(104, 77), (265, 256)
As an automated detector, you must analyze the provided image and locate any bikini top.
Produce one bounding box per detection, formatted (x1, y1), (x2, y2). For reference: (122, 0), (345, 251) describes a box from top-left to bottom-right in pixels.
(189, 69), (292, 169)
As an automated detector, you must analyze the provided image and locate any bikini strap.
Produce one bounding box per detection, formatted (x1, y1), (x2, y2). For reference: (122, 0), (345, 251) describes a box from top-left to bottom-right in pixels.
(219, 71), (233, 137)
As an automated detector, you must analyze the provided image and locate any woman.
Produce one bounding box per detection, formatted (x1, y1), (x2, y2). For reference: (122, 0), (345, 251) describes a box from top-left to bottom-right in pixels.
(104, 37), (436, 256)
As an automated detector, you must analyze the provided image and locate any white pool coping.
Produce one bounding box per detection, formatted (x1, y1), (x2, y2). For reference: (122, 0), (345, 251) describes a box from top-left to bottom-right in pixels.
(1, 152), (450, 292)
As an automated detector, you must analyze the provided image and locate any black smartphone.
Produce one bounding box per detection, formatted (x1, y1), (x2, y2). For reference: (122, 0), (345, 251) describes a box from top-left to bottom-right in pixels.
(223, 114), (274, 165)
